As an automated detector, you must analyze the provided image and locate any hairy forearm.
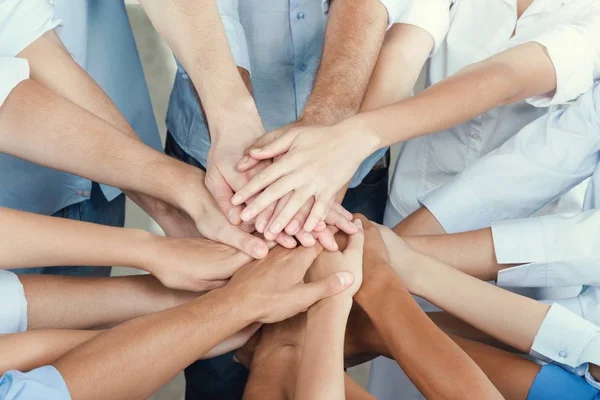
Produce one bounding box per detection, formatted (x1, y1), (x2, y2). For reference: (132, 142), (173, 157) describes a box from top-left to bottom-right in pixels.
(300, 0), (387, 125)
(54, 287), (251, 400)
(410, 256), (549, 354)
(139, 0), (252, 129)
(357, 273), (501, 399)
(346, 42), (556, 148)
(296, 296), (351, 400)
(22, 274), (197, 330)
(0, 330), (100, 375)
(0, 80), (204, 215)
(404, 228), (503, 280)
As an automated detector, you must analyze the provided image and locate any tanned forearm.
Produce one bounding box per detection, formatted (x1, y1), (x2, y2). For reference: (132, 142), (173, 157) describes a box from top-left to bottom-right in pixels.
(300, 0), (388, 125)
(54, 287), (252, 400)
(139, 0), (254, 131)
(22, 274), (197, 330)
(356, 270), (501, 400)
(296, 296), (352, 400)
(342, 42), (557, 148)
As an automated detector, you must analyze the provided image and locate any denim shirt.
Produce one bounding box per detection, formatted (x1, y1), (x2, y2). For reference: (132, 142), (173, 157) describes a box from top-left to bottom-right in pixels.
(0, 0), (162, 216)
(166, 0), (387, 188)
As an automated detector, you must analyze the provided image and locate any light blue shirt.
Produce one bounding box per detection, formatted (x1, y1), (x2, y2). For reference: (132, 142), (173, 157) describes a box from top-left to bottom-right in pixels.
(0, 366), (70, 400)
(0, 0), (162, 216)
(166, 0), (388, 188)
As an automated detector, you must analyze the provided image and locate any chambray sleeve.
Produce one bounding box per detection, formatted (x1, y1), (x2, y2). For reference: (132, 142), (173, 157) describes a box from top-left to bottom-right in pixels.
(0, 367), (71, 400)
(216, 0), (251, 73)
(0, 270), (27, 334)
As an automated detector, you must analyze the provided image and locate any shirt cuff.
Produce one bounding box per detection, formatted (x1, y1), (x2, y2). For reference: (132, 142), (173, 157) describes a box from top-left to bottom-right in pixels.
(0, 57), (29, 108)
(0, 270), (27, 334)
(527, 26), (596, 107)
(0, 366), (71, 400)
(395, 0), (450, 54)
(491, 217), (547, 264)
(531, 304), (600, 370)
(420, 177), (490, 234)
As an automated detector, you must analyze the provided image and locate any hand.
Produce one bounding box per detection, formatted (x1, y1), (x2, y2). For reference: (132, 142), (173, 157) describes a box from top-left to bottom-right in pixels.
(232, 123), (378, 232)
(143, 235), (256, 292)
(206, 104), (274, 225)
(305, 220), (365, 297)
(226, 245), (355, 324)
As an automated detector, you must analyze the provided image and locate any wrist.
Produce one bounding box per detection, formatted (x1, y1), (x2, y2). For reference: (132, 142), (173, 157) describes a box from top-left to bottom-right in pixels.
(207, 96), (261, 141)
(122, 229), (160, 272)
(175, 167), (211, 221)
(309, 294), (353, 316)
(336, 117), (381, 158)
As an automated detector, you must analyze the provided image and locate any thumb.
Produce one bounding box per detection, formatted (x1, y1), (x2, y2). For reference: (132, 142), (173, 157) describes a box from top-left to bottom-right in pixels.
(343, 219), (365, 258)
(249, 129), (297, 160)
(293, 271), (355, 310)
(205, 169), (243, 225)
(237, 130), (282, 171)
(217, 224), (270, 260)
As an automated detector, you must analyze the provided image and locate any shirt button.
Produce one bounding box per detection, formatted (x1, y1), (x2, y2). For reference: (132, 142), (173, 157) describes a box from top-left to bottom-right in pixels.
(82, 191), (91, 197)
(558, 350), (568, 359)
(472, 132), (482, 141)
(48, 0), (56, 5)
(182, 73), (189, 80)
(299, 63), (307, 72)
(296, 12), (305, 20)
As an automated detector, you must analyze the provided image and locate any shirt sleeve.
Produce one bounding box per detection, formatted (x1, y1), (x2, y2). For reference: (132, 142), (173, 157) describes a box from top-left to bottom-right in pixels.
(0, 57), (29, 108)
(216, 0), (251, 73)
(493, 210), (600, 288)
(0, 366), (71, 400)
(394, 0), (451, 54)
(531, 303), (600, 390)
(526, 3), (600, 107)
(0, 270), (27, 334)
(421, 83), (600, 234)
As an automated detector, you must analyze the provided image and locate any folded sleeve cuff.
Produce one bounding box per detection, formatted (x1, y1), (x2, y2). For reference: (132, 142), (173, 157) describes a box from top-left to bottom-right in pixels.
(395, 0), (450, 54)
(420, 178), (490, 234)
(0, 270), (27, 334)
(528, 26), (597, 107)
(531, 304), (600, 370)
(491, 217), (547, 264)
(0, 57), (29, 108)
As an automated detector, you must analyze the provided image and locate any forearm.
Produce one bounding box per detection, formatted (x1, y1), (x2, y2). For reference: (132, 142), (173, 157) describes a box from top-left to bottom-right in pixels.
(296, 296), (352, 400)
(22, 274), (197, 330)
(54, 287), (251, 400)
(409, 255), (549, 354)
(139, 0), (252, 131)
(0, 330), (100, 374)
(345, 373), (376, 400)
(357, 274), (501, 399)
(403, 228), (503, 280)
(0, 80), (205, 214)
(300, 0), (387, 125)
(346, 42), (556, 148)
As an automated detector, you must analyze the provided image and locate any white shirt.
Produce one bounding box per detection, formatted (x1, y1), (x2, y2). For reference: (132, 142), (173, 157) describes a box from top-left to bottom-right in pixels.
(0, 270), (27, 334)
(386, 0), (600, 225)
(0, 0), (60, 107)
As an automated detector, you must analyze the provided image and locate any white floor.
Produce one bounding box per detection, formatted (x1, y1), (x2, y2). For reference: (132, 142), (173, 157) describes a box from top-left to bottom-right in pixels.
(120, 6), (371, 399)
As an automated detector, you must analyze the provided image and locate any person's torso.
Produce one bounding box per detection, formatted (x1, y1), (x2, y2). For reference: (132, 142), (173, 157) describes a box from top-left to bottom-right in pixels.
(389, 0), (591, 219)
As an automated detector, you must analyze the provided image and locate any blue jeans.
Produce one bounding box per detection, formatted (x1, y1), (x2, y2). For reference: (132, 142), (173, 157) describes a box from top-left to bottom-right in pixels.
(165, 133), (388, 399)
(528, 364), (600, 400)
(10, 183), (125, 278)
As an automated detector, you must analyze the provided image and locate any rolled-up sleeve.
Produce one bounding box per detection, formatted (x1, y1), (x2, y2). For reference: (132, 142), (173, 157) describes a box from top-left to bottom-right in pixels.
(493, 210), (600, 288)
(394, 0), (451, 54)
(0, 366), (71, 400)
(0, 270), (27, 334)
(216, 0), (251, 73)
(0, 58), (29, 108)
(527, 4), (600, 107)
(531, 304), (600, 389)
(422, 83), (600, 234)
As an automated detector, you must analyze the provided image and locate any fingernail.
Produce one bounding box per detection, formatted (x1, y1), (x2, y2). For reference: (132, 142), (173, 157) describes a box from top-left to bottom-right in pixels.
(231, 194), (242, 206)
(270, 221), (282, 235)
(286, 220), (300, 235)
(227, 209), (238, 224)
(253, 245), (266, 259)
(241, 209), (253, 221)
(240, 156), (249, 165)
(336, 272), (353, 287)
(355, 219), (363, 230)
(233, 355), (240, 363)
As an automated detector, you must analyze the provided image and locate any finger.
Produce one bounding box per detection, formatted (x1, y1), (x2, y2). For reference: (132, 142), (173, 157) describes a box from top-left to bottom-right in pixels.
(325, 209), (359, 235)
(275, 232), (298, 249)
(217, 225), (270, 259)
(239, 176), (299, 222)
(343, 219), (365, 258)
(266, 190), (312, 239)
(255, 201), (279, 234)
(332, 202), (353, 220)
(263, 194), (291, 239)
(288, 243), (324, 276)
(313, 228), (338, 251)
(293, 272), (355, 309)
(295, 230), (316, 247)
(248, 130), (296, 160)
(205, 169), (243, 225)
(285, 198), (314, 235)
(232, 162), (295, 207)
(237, 155), (262, 172)
(313, 220), (327, 232)
(303, 195), (333, 232)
